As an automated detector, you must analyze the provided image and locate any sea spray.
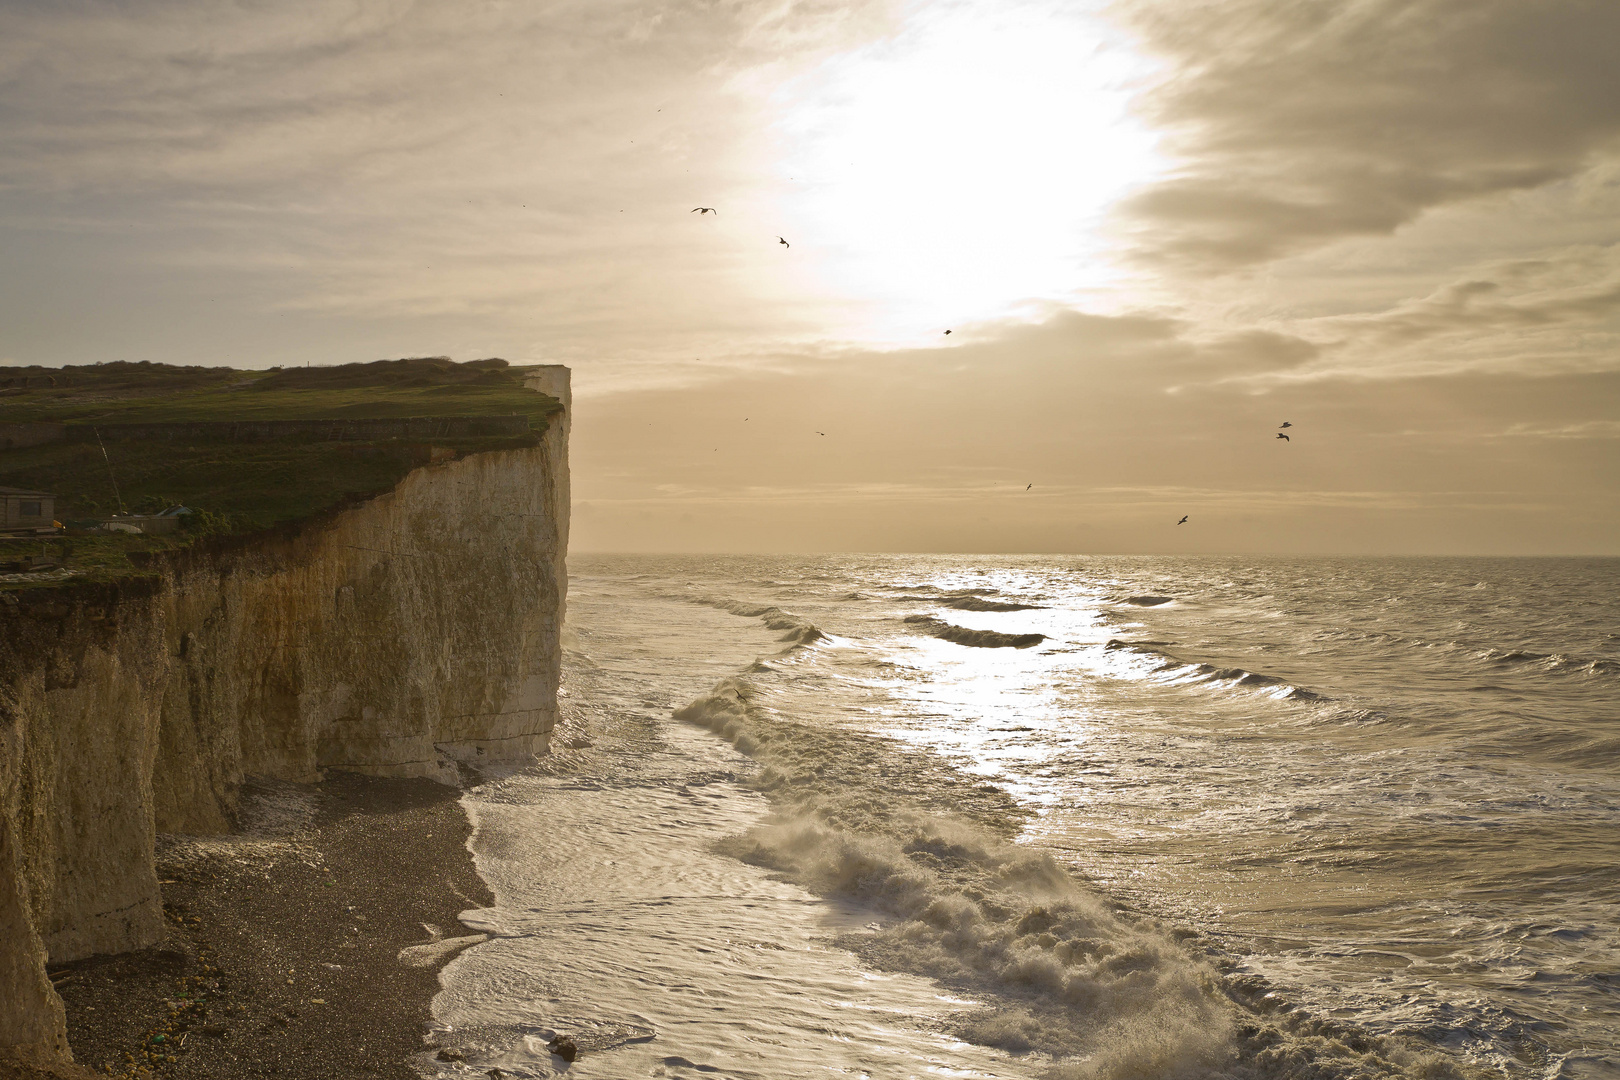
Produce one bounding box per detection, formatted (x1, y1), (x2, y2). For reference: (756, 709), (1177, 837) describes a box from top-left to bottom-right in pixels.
(675, 667), (1474, 1080)
(595, 556), (1620, 1077)
(674, 677), (1235, 1072)
(444, 555), (1616, 1079)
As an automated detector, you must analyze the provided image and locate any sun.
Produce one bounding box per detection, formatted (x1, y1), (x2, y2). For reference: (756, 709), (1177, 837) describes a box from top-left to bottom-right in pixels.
(763, 0), (1164, 343)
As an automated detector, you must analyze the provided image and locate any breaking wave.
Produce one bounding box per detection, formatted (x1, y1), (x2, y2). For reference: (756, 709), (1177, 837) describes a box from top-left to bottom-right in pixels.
(699, 598), (827, 649)
(905, 614), (1046, 649)
(1103, 639), (1322, 701)
(1475, 647), (1620, 679)
(942, 595), (1045, 611)
(895, 594), (1046, 611)
(674, 677), (1471, 1080)
(880, 583), (1000, 596)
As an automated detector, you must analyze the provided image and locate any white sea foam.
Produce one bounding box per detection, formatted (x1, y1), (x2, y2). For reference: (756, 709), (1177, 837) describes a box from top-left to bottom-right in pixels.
(430, 583), (1053, 1079)
(436, 555), (1619, 1080)
(675, 675), (1467, 1080)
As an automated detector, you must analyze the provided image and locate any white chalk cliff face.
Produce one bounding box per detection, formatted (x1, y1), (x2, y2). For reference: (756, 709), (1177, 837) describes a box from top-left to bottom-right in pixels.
(0, 368), (569, 1066)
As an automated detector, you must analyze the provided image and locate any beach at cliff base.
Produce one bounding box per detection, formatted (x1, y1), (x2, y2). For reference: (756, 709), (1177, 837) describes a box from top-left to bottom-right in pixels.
(42, 773), (490, 1080)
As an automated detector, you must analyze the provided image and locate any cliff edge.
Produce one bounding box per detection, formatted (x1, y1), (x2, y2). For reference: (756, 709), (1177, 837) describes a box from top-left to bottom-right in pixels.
(0, 366), (569, 1067)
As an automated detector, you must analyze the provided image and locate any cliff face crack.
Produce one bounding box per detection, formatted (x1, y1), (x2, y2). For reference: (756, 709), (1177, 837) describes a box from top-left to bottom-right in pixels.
(90, 898), (159, 920)
(340, 544), (437, 558)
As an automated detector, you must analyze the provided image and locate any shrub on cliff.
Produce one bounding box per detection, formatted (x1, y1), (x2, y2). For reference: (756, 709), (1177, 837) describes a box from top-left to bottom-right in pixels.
(181, 509), (235, 538)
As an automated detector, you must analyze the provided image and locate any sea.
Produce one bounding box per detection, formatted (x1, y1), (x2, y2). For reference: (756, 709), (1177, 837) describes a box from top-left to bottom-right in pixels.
(422, 554), (1619, 1080)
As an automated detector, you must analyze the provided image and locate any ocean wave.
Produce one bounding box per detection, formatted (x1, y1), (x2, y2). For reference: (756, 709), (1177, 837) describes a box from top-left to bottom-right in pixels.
(1103, 639), (1322, 701)
(675, 677), (1466, 1080)
(1545, 734), (1620, 767)
(905, 614), (1046, 649)
(880, 583), (1000, 596)
(699, 598), (828, 650)
(1476, 647), (1620, 679)
(1119, 595), (1174, 607)
(895, 594), (1045, 611)
(674, 678), (1229, 1071)
(943, 595), (1045, 612)
(1315, 631), (1620, 682)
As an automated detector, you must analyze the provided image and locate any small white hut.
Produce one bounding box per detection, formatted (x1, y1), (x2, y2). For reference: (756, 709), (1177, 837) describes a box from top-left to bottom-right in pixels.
(0, 487), (56, 531)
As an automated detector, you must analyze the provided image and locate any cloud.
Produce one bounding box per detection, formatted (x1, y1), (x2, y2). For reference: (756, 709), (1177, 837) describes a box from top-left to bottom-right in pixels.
(1501, 420), (1620, 439)
(1347, 261), (1620, 342)
(1115, 0), (1620, 269)
(0, 0), (893, 196)
(0, 0), (908, 367)
(559, 300), (1620, 553)
(1262, 244), (1620, 380)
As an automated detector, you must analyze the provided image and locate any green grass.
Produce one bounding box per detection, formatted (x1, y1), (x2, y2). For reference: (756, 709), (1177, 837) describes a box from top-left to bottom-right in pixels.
(0, 531), (186, 585)
(3, 438), (534, 524)
(0, 438), (538, 587)
(0, 357), (558, 424)
(0, 358), (561, 588)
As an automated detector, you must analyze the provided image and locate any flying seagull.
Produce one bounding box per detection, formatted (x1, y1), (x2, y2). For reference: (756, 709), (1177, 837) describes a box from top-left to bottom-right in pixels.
(1178, 516), (1188, 525)
(1026, 484), (1032, 490)
(692, 207), (717, 216)
(1279, 421), (1292, 428)
(944, 330), (952, 335)
(816, 431), (825, 435)
(1277, 433), (1290, 441)
(778, 236), (790, 248)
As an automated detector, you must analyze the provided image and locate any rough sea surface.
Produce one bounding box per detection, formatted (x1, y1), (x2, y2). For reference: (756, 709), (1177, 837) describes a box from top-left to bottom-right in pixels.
(426, 555), (1619, 1080)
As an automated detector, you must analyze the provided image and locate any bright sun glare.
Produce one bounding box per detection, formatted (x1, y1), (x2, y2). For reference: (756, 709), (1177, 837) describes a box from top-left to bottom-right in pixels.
(766, 1), (1162, 342)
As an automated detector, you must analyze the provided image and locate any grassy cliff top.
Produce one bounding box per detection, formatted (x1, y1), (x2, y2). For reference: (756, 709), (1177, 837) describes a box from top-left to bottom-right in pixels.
(0, 356), (558, 424)
(0, 358), (563, 588)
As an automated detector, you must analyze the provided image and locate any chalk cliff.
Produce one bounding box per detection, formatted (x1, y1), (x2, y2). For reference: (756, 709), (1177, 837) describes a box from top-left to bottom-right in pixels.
(0, 368), (569, 1067)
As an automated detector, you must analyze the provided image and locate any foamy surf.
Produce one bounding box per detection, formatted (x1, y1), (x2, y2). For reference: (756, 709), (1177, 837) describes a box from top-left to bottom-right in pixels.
(432, 746), (1048, 1079)
(675, 676), (1468, 1080)
(427, 580), (1054, 1079)
(430, 555), (1618, 1080)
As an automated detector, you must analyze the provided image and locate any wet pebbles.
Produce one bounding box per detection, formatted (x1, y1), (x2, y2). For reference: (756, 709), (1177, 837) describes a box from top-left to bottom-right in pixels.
(49, 773), (492, 1080)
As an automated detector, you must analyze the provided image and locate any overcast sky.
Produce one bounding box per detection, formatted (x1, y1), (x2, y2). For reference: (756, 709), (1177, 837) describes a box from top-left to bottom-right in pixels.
(3, 0), (1617, 554)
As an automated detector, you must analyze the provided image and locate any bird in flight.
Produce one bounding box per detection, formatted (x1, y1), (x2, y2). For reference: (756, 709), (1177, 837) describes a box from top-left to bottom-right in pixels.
(1026, 483), (1032, 490)
(1177, 515), (1188, 525)
(1279, 421), (1292, 428)
(778, 236), (790, 248)
(692, 207), (717, 216)
(944, 330), (952, 335)
(1277, 433), (1290, 441)
(816, 431), (825, 436)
